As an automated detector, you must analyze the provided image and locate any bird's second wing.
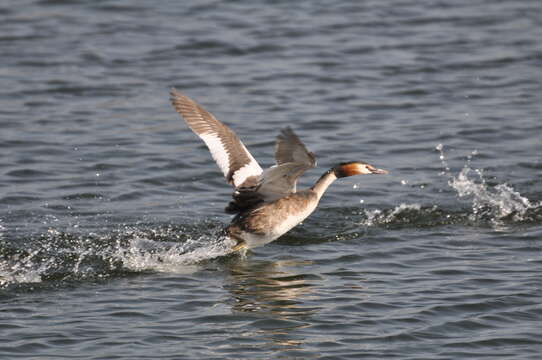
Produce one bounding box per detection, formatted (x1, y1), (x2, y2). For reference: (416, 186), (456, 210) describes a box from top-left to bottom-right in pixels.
(254, 127), (316, 198)
(170, 89), (263, 188)
(274, 127), (316, 167)
(257, 162), (313, 200)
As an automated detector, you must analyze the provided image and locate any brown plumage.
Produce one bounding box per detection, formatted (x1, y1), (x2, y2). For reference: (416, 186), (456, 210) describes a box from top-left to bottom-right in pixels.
(227, 191), (317, 236)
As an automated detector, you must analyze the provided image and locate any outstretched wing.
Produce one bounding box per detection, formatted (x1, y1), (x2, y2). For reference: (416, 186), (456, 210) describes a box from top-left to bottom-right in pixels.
(257, 163), (311, 199)
(170, 89), (263, 188)
(274, 127), (316, 167)
(257, 127), (316, 199)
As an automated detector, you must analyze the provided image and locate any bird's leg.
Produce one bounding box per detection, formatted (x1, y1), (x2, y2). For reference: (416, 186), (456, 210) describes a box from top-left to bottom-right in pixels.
(228, 233), (247, 252)
(225, 224), (249, 253)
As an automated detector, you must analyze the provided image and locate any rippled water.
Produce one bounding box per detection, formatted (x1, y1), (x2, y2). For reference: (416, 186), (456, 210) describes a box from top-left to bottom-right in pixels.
(2, 0), (542, 358)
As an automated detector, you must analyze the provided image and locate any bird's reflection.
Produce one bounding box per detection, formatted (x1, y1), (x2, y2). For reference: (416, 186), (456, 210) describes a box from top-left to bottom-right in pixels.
(220, 255), (321, 350)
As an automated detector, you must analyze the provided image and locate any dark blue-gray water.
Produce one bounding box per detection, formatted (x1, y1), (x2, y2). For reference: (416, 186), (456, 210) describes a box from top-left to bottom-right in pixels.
(2, 0), (542, 359)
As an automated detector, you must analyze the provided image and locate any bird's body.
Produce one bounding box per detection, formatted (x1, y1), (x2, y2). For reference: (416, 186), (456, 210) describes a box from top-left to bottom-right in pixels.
(170, 89), (387, 252)
(227, 190), (319, 249)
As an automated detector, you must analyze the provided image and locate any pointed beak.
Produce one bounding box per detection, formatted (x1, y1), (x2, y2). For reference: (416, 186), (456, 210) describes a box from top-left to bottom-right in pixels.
(371, 168), (388, 174)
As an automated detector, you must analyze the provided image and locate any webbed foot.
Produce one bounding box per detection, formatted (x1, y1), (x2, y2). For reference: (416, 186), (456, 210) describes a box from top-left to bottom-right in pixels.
(231, 239), (247, 252)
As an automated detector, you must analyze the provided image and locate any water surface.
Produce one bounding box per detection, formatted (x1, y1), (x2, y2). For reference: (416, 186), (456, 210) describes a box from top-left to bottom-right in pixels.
(1, 0), (542, 359)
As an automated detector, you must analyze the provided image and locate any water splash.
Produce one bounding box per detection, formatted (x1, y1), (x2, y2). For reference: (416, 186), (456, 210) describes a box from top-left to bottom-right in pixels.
(0, 249), (51, 287)
(436, 144), (540, 224)
(354, 146), (540, 229)
(362, 203), (423, 226)
(111, 236), (234, 274)
(0, 224), (236, 288)
(450, 167), (538, 223)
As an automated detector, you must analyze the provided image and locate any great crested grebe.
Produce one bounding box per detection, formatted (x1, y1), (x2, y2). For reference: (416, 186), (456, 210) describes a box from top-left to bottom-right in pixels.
(170, 89), (388, 252)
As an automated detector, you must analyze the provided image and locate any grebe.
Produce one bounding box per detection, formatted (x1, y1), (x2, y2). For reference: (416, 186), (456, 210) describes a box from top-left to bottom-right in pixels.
(170, 89), (388, 252)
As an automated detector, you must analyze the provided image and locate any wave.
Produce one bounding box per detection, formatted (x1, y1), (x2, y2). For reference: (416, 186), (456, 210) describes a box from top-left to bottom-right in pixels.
(358, 201), (542, 230)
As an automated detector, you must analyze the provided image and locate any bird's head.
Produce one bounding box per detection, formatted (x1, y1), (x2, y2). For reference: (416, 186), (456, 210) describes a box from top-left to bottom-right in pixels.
(333, 161), (388, 178)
